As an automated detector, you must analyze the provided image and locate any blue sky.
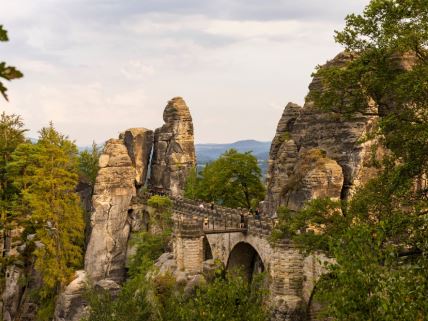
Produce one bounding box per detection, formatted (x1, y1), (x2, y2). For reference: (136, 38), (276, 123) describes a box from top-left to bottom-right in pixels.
(1, 0), (368, 145)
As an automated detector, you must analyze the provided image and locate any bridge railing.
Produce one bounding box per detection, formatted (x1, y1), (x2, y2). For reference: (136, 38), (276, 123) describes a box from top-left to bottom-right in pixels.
(133, 191), (277, 236)
(173, 197), (276, 237)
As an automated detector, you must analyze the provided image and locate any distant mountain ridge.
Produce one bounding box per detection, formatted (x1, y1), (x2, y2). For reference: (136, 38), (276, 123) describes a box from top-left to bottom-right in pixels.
(195, 139), (270, 174)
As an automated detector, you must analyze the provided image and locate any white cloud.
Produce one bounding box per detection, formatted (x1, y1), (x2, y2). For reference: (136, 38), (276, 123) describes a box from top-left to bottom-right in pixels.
(1, 0), (370, 145)
(121, 60), (155, 80)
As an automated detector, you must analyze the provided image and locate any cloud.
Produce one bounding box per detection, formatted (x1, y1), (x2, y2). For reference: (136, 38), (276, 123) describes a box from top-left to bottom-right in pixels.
(1, 0), (370, 145)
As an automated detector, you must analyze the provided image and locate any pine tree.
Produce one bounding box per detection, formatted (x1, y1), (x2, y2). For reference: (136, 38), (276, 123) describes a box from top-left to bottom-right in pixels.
(0, 112), (27, 274)
(8, 123), (85, 319)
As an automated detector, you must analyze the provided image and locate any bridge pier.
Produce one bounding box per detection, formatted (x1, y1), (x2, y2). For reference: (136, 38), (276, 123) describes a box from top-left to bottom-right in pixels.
(173, 217), (204, 274)
(270, 240), (305, 321)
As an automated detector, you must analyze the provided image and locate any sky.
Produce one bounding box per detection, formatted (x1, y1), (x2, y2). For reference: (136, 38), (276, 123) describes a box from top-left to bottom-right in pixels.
(1, 0), (369, 146)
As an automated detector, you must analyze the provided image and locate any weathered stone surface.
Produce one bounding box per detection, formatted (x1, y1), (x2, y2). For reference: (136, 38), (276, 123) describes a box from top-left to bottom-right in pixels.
(1, 266), (22, 321)
(264, 53), (380, 215)
(54, 271), (88, 321)
(122, 128), (153, 186)
(85, 139), (136, 283)
(150, 97), (196, 197)
(285, 149), (344, 211)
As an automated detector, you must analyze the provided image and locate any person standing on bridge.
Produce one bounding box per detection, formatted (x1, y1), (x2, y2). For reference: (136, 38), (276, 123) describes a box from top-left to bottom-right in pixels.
(255, 208), (261, 220)
(239, 212), (246, 228)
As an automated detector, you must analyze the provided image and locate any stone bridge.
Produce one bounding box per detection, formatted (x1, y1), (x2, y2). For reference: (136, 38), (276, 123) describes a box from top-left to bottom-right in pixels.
(170, 198), (327, 321)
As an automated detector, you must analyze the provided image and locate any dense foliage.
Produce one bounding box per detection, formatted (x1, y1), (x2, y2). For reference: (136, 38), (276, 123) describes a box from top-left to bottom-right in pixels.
(0, 25), (23, 102)
(185, 149), (265, 209)
(167, 272), (268, 321)
(273, 1), (428, 320)
(0, 113), (27, 275)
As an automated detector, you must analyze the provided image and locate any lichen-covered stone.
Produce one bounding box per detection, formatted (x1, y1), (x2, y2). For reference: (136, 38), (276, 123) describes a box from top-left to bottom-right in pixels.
(150, 97), (196, 197)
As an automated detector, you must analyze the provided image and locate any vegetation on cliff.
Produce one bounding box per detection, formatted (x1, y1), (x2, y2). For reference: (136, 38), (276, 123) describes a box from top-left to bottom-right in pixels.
(185, 149), (265, 209)
(273, 0), (428, 320)
(8, 123), (86, 319)
(0, 114), (89, 320)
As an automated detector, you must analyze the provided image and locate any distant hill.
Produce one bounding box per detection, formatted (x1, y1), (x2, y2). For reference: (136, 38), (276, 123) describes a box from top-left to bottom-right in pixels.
(195, 140), (271, 175)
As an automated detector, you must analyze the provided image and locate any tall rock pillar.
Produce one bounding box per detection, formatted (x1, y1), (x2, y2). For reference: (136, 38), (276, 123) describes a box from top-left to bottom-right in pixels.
(150, 97), (196, 197)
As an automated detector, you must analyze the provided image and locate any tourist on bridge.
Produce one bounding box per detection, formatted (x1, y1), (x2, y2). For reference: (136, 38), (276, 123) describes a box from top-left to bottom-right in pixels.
(239, 212), (246, 228)
(255, 208), (261, 220)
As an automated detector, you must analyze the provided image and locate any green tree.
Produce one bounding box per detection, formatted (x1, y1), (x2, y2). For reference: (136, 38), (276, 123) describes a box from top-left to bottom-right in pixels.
(147, 195), (173, 233)
(185, 149), (265, 209)
(0, 112), (27, 291)
(0, 25), (23, 101)
(8, 124), (85, 320)
(83, 279), (152, 321)
(273, 1), (428, 320)
(0, 113), (27, 233)
(78, 142), (101, 186)
(164, 272), (268, 321)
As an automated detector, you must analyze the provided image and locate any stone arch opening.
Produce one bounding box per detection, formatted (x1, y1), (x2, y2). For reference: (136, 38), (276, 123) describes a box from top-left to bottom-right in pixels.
(203, 236), (213, 261)
(227, 242), (264, 282)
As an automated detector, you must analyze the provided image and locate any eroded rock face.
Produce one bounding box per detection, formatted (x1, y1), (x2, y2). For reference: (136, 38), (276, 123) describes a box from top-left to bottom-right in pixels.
(54, 271), (88, 321)
(85, 139), (136, 283)
(264, 53), (380, 215)
(150, 97), (196, 197)
(284, 149), (344, 212)
(1, 266), (22, 321)
(122, 128), (154, 186)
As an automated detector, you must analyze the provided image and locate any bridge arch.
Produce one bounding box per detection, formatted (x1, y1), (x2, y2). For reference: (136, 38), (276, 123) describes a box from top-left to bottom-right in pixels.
(227, 241), (265, 282)
(203, 236), (213, 261)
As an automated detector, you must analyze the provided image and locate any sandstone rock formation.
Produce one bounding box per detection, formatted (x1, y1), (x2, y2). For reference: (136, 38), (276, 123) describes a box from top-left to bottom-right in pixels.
(284, 149), (344, 212)
(55, 98), (196, 320)
(85, 138), (136, 283)
(1, 266), (22, 321)
(150, 97), (196, 197)
(264, 52), (380, 215)
(54, 271), (88, 321)
(121, 128), (153, 186)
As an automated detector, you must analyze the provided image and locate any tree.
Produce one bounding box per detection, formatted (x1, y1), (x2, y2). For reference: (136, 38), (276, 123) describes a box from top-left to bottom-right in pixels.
(273, 1), (428, 320)
(147, 195), (173, 233)
(8, 124), (85, 320)
(163, 272), (268, 321)
(0, 112), (27, 289)
(185, 149), (265, 209)
(78, 142), (101, 186)
(0, 25), (23, 102)
(0, 113), (27, 233)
